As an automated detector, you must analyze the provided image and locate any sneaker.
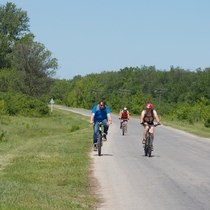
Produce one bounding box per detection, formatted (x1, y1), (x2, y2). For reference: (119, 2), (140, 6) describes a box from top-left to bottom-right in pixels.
(93, 145), (97, 151)
(142, 139), (146, 144)
(102, 133), (107, 141)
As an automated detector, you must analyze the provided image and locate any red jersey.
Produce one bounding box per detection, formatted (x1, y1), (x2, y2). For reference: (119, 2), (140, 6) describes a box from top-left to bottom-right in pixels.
(120, 110), (129, 119)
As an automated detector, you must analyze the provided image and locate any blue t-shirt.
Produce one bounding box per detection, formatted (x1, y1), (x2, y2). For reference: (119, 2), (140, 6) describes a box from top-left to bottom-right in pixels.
(91, 105), (111, 122)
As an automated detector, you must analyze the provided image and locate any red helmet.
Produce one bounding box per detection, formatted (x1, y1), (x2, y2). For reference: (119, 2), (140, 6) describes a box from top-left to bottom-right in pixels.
(146, 103), (153, 109)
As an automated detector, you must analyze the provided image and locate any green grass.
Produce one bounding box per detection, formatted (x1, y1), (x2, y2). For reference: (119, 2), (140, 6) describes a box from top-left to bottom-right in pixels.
(162, 119), (210, 139)
(0, 110), (99, 210)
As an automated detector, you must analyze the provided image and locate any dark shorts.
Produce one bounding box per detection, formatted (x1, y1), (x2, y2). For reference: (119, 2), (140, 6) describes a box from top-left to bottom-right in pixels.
(144, 122), (154, 125)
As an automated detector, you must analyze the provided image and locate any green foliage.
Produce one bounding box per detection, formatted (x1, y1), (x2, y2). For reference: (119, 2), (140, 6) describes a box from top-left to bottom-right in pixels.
(48, 66), (210, 122)
(0, 99), (7, 115)
(0, 92), (49, 117)
(130, 90), (146, 114)
(176, 104), (192, 121)
(0, 68), (22, 94)
(67, 125), (80, 133)
(0, 128), (6, 141)
(0, 2), (30, 68)
(8, 94), (49, 117)
(0, 32), (11, 68)
(12, 34), (58, 98)
(202, 105), (210, 128)
(0, 3), (58, 102)
(204, 117), (210, 128)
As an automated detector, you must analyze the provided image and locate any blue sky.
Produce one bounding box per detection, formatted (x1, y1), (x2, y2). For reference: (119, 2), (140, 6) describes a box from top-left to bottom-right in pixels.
(2, 0), (210, 79)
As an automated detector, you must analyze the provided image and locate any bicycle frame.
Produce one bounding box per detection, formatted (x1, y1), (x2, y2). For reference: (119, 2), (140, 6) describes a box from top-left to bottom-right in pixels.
(119, 118), (128, 135)
(97, 122), (103, 156)
(121, 119), (128, 135)
(142, 123), (158, 157)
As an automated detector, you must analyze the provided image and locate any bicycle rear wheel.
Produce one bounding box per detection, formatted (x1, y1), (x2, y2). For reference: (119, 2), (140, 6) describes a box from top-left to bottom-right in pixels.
(97, 133), (102, 156)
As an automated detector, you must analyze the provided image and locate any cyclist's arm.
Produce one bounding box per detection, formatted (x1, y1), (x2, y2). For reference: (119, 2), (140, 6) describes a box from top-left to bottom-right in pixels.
(107, 113), (112, 124)
(127, 111), (130, 119)
(140, 110), (145, 124)
(90, 106), (96, 124)
(90, 113), (95, 124)
(153, 110), (161, 124)
(106, 106), (112, 124)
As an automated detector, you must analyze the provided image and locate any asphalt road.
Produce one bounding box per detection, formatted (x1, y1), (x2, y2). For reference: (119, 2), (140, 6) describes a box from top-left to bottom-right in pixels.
(54, 106), (210, 210)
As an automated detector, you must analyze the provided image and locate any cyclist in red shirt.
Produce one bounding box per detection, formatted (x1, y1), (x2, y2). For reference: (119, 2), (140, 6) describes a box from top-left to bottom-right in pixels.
(119, 107), (130, 132)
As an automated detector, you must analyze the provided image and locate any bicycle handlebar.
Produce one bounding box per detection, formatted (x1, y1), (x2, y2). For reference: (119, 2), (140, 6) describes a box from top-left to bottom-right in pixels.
(92, 122), (103, 125)
(140, 122), (160, 127)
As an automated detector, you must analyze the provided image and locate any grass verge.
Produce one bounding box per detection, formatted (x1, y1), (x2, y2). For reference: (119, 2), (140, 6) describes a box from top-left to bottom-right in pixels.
(0, 109), (99, 210)
(162, 119), (210, 139)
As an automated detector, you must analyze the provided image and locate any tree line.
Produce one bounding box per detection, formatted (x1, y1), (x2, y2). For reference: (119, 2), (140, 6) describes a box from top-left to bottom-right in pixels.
(50, 66), (210, 127)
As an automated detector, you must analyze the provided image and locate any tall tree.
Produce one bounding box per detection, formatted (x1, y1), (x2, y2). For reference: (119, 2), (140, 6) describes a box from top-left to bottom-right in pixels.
(12, 34), (58, 98)
(0, 2), (30, 68)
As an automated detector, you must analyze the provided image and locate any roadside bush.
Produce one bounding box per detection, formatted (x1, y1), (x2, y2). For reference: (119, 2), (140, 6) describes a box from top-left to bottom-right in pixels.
(0, 92), (49, 117)
(190, 106), (201, 122)
(67, 125), (80, 133)
(204, 117), (210, 128)
(0, 100), (7, 116)
(0, 129), (6, 141)
(203, 105), (210, 128)
(176, 104), (192, 121)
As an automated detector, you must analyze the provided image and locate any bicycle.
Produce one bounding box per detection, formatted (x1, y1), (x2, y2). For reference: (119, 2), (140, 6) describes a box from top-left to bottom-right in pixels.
(141, 123), (159, 157)
(96, 122), (103, 156)
(120, 118), (128, 135)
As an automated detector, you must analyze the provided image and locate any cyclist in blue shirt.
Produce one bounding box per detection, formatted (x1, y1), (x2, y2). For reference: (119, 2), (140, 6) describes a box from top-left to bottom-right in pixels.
(90, 99), (112, 151)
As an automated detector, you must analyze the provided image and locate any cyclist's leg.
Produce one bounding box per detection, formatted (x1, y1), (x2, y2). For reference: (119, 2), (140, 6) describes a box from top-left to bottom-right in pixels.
(93, 123), (99, 145)
(149, 126), (155, 150)
(125, 120), (128, 132)
(102, 119), (108, 135)
(150, 126), (154, 140)
(142, 125), (148, 144)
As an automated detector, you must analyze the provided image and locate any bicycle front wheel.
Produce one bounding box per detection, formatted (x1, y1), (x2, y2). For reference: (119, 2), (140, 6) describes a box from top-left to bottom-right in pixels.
(122, 124), (125, 135)
(97, 133), (102, 156)
(144, 137), (149, 156)
(148, 134), (153, 157)
(144, 144), (148, 156)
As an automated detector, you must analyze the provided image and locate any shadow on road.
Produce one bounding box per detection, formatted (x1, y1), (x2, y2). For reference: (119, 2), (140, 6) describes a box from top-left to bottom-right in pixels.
(92, 154), (113, 157)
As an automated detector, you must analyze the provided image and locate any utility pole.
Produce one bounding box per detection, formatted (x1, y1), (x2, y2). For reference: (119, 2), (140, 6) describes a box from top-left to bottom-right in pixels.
(92, 89), (101, 104)
(154, 88), (165, 118)
(119, 89), (130, 109)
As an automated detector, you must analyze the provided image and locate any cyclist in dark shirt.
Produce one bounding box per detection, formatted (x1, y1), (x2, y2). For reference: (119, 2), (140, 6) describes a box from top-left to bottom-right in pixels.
(140, 103), (161, 151)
